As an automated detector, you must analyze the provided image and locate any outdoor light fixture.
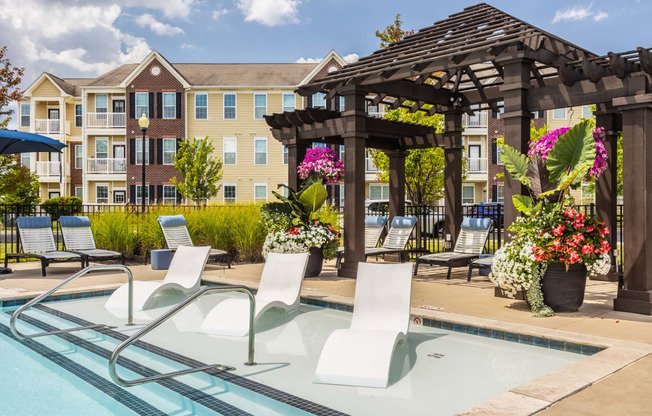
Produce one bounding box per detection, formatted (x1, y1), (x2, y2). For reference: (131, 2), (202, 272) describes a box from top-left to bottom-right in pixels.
(139, 113), (149, 212)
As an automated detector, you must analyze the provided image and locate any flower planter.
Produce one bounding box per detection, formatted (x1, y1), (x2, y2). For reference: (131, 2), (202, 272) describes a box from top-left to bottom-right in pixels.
(541, 263), (587, 312)
(305, 247), (324, 277)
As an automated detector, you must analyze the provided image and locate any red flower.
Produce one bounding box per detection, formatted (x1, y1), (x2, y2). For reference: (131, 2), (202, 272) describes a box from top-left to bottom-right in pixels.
(572, 233), (584, 244)
(586, 226), (595, 233)
(564, 208), (575, 218)
(553, 240), (561, 249)
(600, 240), (611, 252)
(553, 225), (565, 237)
(600, 227), (610, 236)
(569, 251), (581, 264)
(582, 244), (594, 254)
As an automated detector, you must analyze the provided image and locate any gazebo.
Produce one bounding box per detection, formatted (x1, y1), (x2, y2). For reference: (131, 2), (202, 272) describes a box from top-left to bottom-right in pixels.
(266, 3), (652, 315)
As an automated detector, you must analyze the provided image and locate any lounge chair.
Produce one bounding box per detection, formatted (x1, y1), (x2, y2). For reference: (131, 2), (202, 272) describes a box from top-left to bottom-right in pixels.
(157, 215), (230, 268)
(335, 215), (388, 269)
(313, 262), (413, 388)
(59, 216), (125, 267)
(5, 216), (83, 276)
(414, 218), (492, 280)
(105, 245), (211, 312)
(467, 255), (494, 281)
(364, 216), (418, 263)
(199, 252), (309, 336)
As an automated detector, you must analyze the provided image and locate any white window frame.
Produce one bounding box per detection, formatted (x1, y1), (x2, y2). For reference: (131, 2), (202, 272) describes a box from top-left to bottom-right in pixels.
(254, 93), (267, 120)
(282, 93), (295, 113)
(162, 185), (177, 204)
(135, 185), (150, 205)
(162, 138), (176, 165)
(113, 190), (126, 204)
(282, 145), (288, 165)
(21, 153), (31, 170)
(462, 184), (475, 204)
(339, 96), (345, 111)
(552, 108), (567, 120)
(75, 104), (83, 127)
(496, 143), (503, 165)
(75, 187), (83, 199)
(136, 138), (149, 165)
(223, 92), (236, 120)
(96, 184), (109, 204)
(339, 145), (345, 164)
(312, 93), (326, 109)
(74, 145), (83, 169)
(223, 136), (237, 165)
(254, 137), (267, 165)
(369, 184), (389, 200)
(496, 184), (504, 203)
(195, 93), (207, 120)
(95, 94), (108, 113)
(162, 92), (176, 119)
(135, 92), (149, 118)
(223, 183), (237, 204)
(582, 105), (593, 119)
(20, 103), (30, 127)
(254, 183), (268, 202)
(95, 138), (108, 159)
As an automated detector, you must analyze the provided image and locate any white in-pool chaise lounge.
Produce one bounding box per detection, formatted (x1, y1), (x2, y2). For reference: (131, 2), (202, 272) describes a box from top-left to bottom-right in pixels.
(157, 215), (230, 268)
(105, 245), (210, 312)
(59, 216), (125, 267)
(199, 252), (309, 336)
(313, 262), (413, 388)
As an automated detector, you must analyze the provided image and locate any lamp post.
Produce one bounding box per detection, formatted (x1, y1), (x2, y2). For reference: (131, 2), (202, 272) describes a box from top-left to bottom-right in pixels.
(138, 114), (149, 213)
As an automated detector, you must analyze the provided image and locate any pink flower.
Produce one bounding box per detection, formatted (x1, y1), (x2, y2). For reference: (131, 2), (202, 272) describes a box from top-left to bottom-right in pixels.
(582, 244), (594, 254)
(572, 233), (584, 244)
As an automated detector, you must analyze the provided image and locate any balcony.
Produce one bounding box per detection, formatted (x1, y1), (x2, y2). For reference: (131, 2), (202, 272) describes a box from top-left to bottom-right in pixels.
(35, 161), (60, 176)
(466, 157), (487, 173)
(35, 119), (61, 134)
(368, 110), (387, 119)
(462, 112), (488, 128)
(87, 158), (127, 174)
(86, 112), (126, 129)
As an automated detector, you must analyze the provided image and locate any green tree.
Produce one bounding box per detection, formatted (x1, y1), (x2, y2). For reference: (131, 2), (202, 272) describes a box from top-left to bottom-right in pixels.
(171, 136), (223, 205)
(375, 14), (415, 48)
(0, 155), (40, 205)
(0, 46), (24, 129)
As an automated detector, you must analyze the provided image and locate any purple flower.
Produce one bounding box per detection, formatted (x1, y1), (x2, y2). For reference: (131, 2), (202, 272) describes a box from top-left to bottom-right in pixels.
(297, 147), (344, 184)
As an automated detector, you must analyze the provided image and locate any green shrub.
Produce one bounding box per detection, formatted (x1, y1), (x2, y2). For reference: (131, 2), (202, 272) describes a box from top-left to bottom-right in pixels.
(42, 197), (83, 221)
(90, 211), (137, 256)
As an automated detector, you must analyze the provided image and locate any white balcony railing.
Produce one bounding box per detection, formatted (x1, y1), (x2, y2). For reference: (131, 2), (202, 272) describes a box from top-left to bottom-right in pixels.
(466, 157), (488, 173)
(35, 119), (61, 134)
(35, 161), (60, 176)
(462, 112), (488, 128)
(87, 158), (127, 174)
(368, 111), (387, 119)
(86, 112), (126, 128)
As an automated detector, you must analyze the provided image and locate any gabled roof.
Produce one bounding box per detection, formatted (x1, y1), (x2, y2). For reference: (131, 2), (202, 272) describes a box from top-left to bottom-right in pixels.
(119, 50), (190, 88)
(298, 50), (347, 86)
(87, 64), (138, 87)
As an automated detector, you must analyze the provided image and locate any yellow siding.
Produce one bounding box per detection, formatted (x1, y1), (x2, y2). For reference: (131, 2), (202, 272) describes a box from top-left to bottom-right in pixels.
(32, 79), (62, 97)
(86, 135), (126, 158)
(86, 181), (126, 203)
(548, 106), (588, 130)
(67, 102), (82, 137)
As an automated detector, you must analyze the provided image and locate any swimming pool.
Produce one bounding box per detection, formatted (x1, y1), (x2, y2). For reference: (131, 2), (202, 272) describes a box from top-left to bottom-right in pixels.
(1, 292), (587, 416)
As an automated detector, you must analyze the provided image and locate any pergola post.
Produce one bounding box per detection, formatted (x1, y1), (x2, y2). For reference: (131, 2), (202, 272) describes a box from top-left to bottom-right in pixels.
(498, 58), (533, 241)
(339, 88), (368, 278)
(614, 102), (652, 315)
(286, 141), (308, 190)
(594, 107), (622, 280)
(443, 110), (464, 248)
(388, 150), (407, 219)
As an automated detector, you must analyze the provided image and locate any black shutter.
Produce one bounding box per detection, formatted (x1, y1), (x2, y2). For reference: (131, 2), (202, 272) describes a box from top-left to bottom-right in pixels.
(157, 138), (163, 164)
(129, 185), (135, 204)
(326, 97), (332, 110)
(148, 138), (155, 165)
(129, 139), (135, 164)
(157, 185), (163, 202)
(491, 185), (498, 202)
(491, 110), (498, 119)
(176, 138), (182, 153)
(148, 92), (154, 118)
(176, 92), (182, 119)
(491, 141), (497, 164)
(307, 95), (312, 108)
(334, 185), (341, 208)
(156, 92), (163, 119)
(129, 93), (135, 119)
(334, 95), (340, 112)
(149, 185), (155, 204)
(176, 189), (183, 204)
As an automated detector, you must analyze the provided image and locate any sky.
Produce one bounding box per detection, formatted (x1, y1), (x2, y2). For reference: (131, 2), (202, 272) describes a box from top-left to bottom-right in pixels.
(2, 0), (651, 129)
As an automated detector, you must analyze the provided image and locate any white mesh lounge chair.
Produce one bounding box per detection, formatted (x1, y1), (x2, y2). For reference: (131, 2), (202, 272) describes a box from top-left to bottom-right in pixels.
(157, 215), (230, 268)
(335, 215), (388, 269)
(5, 216), (83, 276)
(313, 262), (413, 388)
(59, 216), (124, 268)
(199, 252), (309, 336)
(364, 216), (418, 263)
(105, 245), (211, 312)
(414, 217), (492, 280)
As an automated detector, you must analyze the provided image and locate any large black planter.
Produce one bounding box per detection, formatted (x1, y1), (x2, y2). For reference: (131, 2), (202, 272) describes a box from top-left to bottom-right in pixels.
(541, 263), (587, 312)
(305, 247), (324, 277)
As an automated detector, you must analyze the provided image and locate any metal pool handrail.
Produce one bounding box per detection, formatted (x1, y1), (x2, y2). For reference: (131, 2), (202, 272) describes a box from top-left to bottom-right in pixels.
(10, 264), (134, 339)
(109, 285), (256, 387)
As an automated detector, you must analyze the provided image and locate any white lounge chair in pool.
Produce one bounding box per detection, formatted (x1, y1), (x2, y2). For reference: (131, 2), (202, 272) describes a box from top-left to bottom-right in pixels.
(59, 216), (125, 268)
(199, 252), (309, 336)
(313, 262), (413, 388)
(335, 215), (388, 269)
(105, 245), (211, 312)
(364, 216), (418, 263)
(157, 215), (230, 268)
(5, 216), (83, 276)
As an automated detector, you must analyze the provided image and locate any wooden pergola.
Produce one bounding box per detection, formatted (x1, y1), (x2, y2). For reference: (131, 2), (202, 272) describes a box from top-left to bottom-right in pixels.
(266, 3), (652, 315)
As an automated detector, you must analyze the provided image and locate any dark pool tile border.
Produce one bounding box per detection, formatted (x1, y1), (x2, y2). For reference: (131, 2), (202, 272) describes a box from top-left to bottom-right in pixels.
(0, 289), (115, 307)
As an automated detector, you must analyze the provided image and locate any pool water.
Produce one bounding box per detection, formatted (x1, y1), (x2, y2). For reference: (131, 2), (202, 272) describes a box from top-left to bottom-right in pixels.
(1, 293), (586, 416)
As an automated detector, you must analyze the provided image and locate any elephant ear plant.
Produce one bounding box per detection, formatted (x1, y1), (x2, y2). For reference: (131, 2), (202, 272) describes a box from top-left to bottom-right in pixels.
(490, 120), (612, 317)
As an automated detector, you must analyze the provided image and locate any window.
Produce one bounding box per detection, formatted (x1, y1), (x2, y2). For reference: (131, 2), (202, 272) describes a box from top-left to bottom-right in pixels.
(75, 145), (83, 169)
(366, 150), (378, 172)
(223, 137), (237, 165)
(254, 183), (267, 202)
(312, 142), (326, 149)
(163, 185), (176, 204)
(552, 108), (566, 120)
(223, 93), (236, 119)
(96, 184), (109, 204)
(223, 184), (236, 204)
(162, 138), (176, 165)
(21, 153), (31, 170)
(254, 94), (267, 119)
(75, 104), (82, 127)
(312, 93), (326, 109)
(95, 138), (108, 159)
(496, 144), (503, 165)
(75, 187), (83, 199)
(339, 96), (345, 111)
(195, 93), (207, 119)
(95, 95), (108, 113)
(493, 101), (504, 118)
(282, 93), (295, 112)
(282, 145), (288, 165)
(339, 145), (345, 163)
(582, 105), (592, 119)
(163, 92), (176, 119)
(136, 185), (150, 205)
(532, 110), (545, 119)
(254, 137), (267, 165)
(369, 184), (389, 200)
(113, 191), (125, 204)
(136, 138), (149, 165)
(20, 103), (30, 127)
(462, 185), (475, 204)
(135, 92), (149, 118)
(338, 184), (345, 207)
(496, 184), (504, 203)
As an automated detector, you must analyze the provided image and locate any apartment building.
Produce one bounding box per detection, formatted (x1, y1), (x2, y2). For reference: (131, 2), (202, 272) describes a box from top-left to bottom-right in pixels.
(17, 50), (347, 204)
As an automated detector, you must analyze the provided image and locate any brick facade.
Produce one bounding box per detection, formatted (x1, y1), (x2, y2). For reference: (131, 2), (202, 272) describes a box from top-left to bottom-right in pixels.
(125, 58), (184, 203)
(69, 141), (82, 196)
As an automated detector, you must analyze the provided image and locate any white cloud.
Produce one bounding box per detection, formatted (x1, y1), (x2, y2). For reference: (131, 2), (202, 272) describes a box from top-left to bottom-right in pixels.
(181, 43), (198, 50)
(237, 0), (301, 26)
(136, 13), (185, 36)
(552, 5), (608, 23)
(296, 57), (321, 63)
(212, 8), (229, 20)
(593, 11), (608, 21)
(343, 53), (359, 64)
(120, 0), (196, 19)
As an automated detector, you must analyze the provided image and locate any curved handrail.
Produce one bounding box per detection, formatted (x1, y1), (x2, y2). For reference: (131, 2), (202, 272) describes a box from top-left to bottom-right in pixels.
(109, 285), (256, 387)
(10, 264), (134, 339)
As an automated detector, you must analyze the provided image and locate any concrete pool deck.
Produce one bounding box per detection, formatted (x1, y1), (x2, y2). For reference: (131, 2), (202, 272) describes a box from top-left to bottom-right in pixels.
(1, 259), (651, 415)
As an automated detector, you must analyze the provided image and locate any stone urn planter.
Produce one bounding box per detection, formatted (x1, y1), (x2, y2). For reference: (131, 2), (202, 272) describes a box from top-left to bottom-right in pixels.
(304, 247), (324, 277)
(541, 263), (587, 312)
